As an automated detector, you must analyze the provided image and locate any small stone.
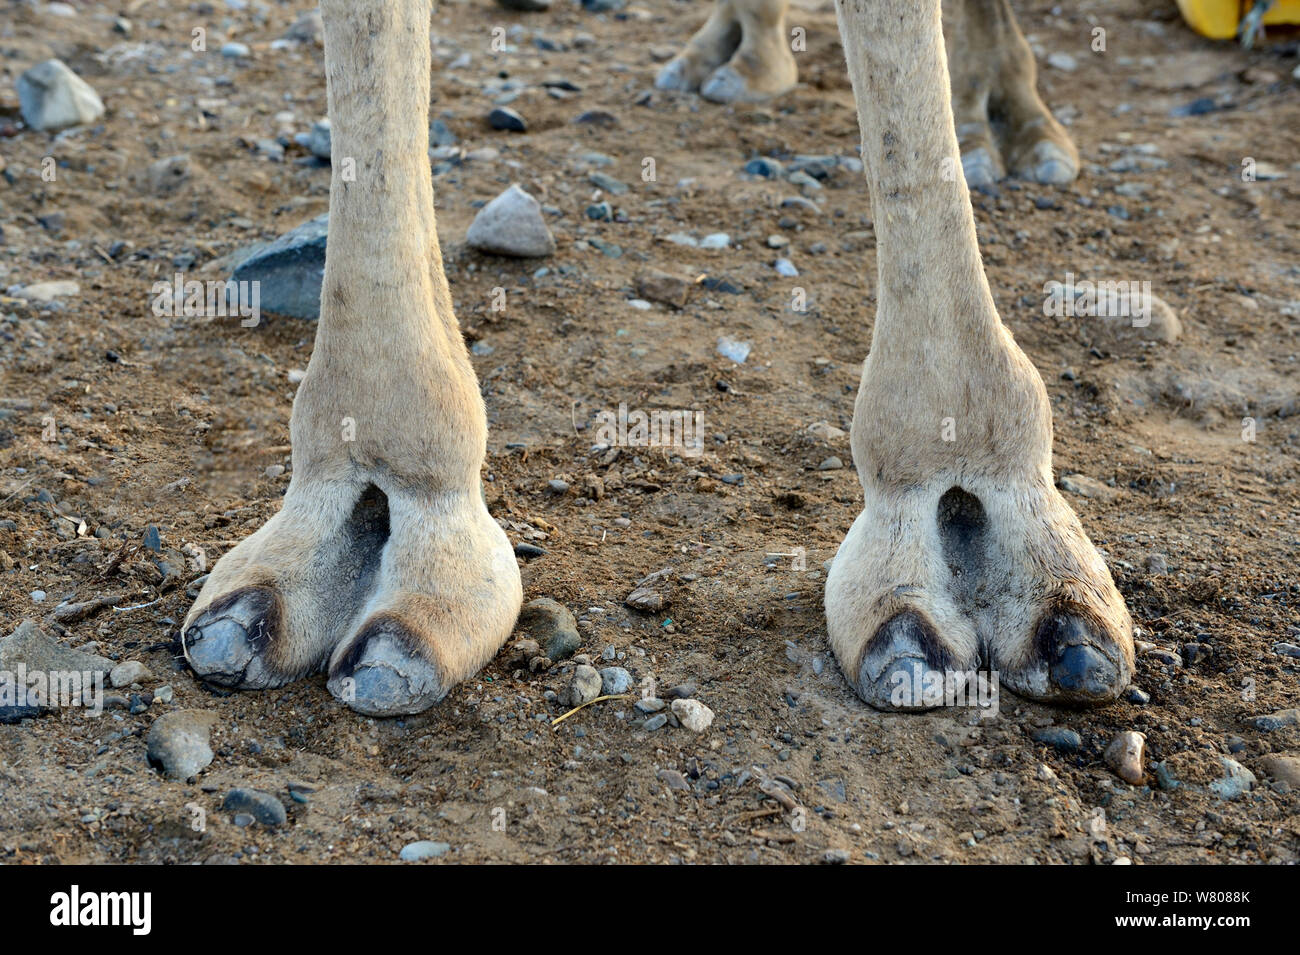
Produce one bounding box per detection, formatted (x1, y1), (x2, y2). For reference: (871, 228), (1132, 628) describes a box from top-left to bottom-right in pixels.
(222, 788), (287, 826)
(1143, 647), (1183, 668)
(1123, 685), (1150, 705)
(635, 698), (665, 713)
(1059, 474), (1117, 502)
(642, 713), (668, 731)
(1208, 757), (1256, 801)
(1047, 52), (1077, 71)
(146, 710), (218, 779)
(744, 157), (783, 178)
(1272, 642), (1300, 659)
(599, 667), (633, 695)
(153, 685), (174, 704)
(774, 258), (799, 277)
(518, 598), (581, 661)
(1152, 761), (1179, 791)
(1144, 553), (1168, 575)
(700, 233), (730, 250)
(220, 42), (251, 59)
(666, 683), (696, 699)
(306, 118), (331, 160)
(1104, 731), (1146, 785)
(817, 456), (843, 471)
(625, 586), (666, 613)
(399, 840), (451, 861)
(563, 664), (602, 707)
(465, 185), (556, 258)
(822, 848), (850, 864)
(17, 59), (104, 131)
(657, 769), (691, 791)
(14, 280), (79, 303)
(514, 541), (546, 560)
(109, 660), (152, 688)
(717, 336), (751, 364)
(671, 698), (714, 733)
(1030, 726), (1081, 752)
(1257, 755), (1300, 788)
(1252, 708), (1300, 732)
(488, 106), (527, 132)
(636, 268), (691, 309)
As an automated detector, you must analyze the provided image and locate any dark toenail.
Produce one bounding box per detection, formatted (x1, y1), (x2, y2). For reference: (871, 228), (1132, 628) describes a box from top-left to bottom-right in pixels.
(1051, 643), (1112, 696)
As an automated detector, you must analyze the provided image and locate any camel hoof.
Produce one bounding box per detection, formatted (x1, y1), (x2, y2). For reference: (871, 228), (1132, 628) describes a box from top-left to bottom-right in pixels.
(962, 147), (999, 189)
(856, 612), (944, 712)
(655, 59), (697, 93)
(183, 588), (281, 689)
(1038, 614), (1124, 704)
(1027, 139), (1076, 185)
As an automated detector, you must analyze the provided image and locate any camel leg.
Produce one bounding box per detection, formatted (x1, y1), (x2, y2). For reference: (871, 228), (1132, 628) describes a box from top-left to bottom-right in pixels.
(655, 0), (797, 104)
(825, 0), (1132, 709)
(183, 0), (522, 716)
(943, 0), (1079, 186)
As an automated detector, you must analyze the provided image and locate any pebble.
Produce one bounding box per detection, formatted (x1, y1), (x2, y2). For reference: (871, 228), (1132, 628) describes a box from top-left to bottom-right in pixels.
(306, 118), (331, 160)
(700, 233), (730, 250)
(514, 541), (546, 559)
(146, 709), (218, 779)
(1030, 726), (1081, 752)
(744, 157), (783, 178)
(1144, 647), (1183, 668)
(635, 698), (665, 713)
(220, 42), (251, 59)
(1272, 642), (1300, 659)
(1123, 685), (1150, 705)
(666, 683), (696, 699)
(17, 59), (104, 131)
(465, 185), (556, 258)
(1059, 473), (1117, 502)
(599, 667), (633, 695)
(774, 258), (799, 277)
(1252, 708), (1299, 732)
(1152, 761), (1179, 791)
(1257, 755), (1300, 788)
(589, 171), (628, 195)
(656, 769), (690, 791)
(518, 598), (581, 660)
(488, 106), (526, 132)
(717, 336), (751, 364)
(153, 685), (174, 704)
(109, 660), (152, 688)
(562, 664), (602, 707)
(818, 456), (843, 471)
(642, 713), (668, 731)
(822, 848), (851, 864)
(1047, 52), (1078, 71)
(400, 840), (451, 861)
(671, 698), (714, 733)
(222, 788), (287, 826)
(1104, 731), (1146, 784)
(14, 280), (80, 303)
(1209, 757), (1256, 801)
(637, 268), (691, 308)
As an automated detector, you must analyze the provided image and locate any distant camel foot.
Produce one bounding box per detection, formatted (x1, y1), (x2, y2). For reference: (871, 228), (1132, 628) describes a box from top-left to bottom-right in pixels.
(656, 0), (797, 104)
(944, 0), (1080, 186)
(826, 480), (1133, 711)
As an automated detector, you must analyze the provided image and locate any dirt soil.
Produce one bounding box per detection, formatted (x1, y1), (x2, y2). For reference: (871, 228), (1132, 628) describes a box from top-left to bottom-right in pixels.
(1, 0), (1298, 864)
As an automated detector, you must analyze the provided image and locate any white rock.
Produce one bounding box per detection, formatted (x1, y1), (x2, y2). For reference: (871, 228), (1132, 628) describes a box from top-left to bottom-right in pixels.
(15, 280), (79, 303)
(465, 184), (555, 258)
(671, 698), (714, 733)
(17, 59), (104, 132)
(700, 232), (730, 250)
(1104, 730), (1145, 784)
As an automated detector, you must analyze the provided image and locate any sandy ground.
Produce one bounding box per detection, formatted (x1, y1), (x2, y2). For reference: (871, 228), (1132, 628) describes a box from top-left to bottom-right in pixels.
(0, 0), (1298, 864)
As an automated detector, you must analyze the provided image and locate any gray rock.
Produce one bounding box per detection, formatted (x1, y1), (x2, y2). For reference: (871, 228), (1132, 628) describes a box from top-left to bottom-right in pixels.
(232, 213), (328, 320)
(1252, 708), (1300, 732)
(400, 840), (450, 861)
(18, 59), (104, 132)
(599, 666), (633, 695)
(1209, 757), (1256, 801)
(518, 598), (581, 660)
(635, 697), (665, 713)
(665, 683), (696, 699)
(109, 660), (152, 688)
(306, 118), (331, 160)
(671, 698), (714, 733)
(1030, 726), (1082, 752)
(220, 42), (251, 59)
(1272, 642), (1300, 659)
(563, 665), (602, 707)
(146, 709), (218, 779)
(643, 713), (668, 731)
(465, 185), (555, 258)
(14, 280), (79, 303)
(656, 769), (690, 791)
(0, 620), (114, 679)
(222, 788), (287, 826)
(488, 106), (526, 132)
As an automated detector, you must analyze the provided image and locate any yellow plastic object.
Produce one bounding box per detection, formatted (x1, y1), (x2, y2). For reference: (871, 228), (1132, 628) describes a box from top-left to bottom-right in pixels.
(1176, 0), (1300, 40)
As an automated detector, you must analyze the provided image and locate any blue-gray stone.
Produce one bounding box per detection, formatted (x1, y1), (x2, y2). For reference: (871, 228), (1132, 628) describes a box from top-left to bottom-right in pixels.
(222, 788), (287, 826)
(232, 214), (328, 320)
(400, 840), (450, 861)
(1030, 727), (1081, 752)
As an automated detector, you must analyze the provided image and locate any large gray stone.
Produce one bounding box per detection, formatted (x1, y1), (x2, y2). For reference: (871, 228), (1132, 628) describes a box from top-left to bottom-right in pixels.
(146, 709), (218, 780)
(232, 214), (328, 320)
(18, 59), (104, 132)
